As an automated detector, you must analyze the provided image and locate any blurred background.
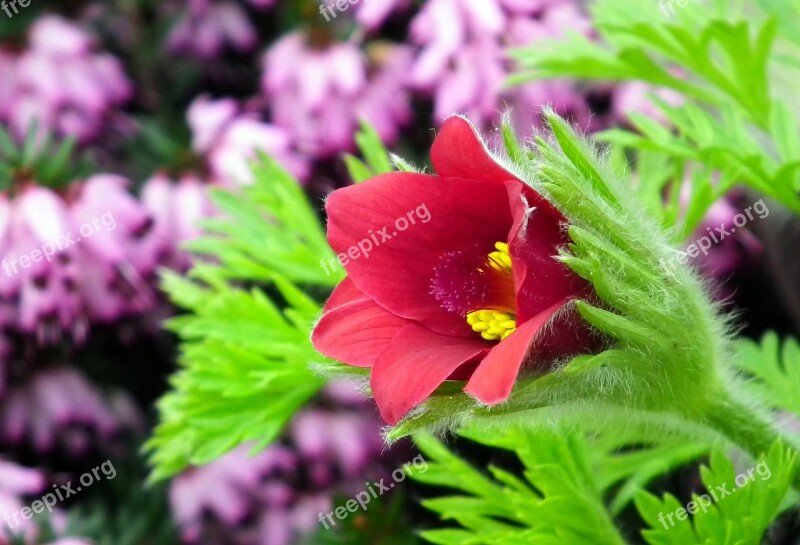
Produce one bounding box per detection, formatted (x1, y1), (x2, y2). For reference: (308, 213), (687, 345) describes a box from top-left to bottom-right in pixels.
(0, 1), (797, 544)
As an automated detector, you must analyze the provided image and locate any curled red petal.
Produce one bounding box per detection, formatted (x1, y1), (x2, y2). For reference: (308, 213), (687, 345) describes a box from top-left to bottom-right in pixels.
(465, 300), (570, 405)
(506, 180), (587, 323)
(431, 116), (518, 184)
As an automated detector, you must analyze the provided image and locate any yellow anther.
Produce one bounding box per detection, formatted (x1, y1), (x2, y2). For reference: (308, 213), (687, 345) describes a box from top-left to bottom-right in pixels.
(466, 309), (517, 343)
(487, 241), (513, 273)
(465, 241), (517, 342)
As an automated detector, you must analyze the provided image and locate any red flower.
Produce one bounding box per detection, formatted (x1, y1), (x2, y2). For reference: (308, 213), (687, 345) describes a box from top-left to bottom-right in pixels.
(312, 117), (593, 424)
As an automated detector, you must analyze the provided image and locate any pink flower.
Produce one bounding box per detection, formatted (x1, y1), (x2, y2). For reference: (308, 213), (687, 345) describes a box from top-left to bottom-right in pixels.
(355, 0), (409, 30)
(692, 194), (763, 281)
(167, 0), (258, 59)
(610, 81), (684, 126)
(188, 96), (309, 183)
(170, 385), (385, 545)
(141, 172), (217, 270)
(0, 173), (179, 343)
(409, 0), (591, 136)
(261, 34), (412, 158)
(0, 461), (93, 544)
(0, 15), (131, 145)
(0, 366), (138, 456)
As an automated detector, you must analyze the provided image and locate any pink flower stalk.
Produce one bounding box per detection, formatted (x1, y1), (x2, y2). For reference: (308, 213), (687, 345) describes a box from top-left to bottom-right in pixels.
(0, 366), (139, 456)
(0, 15), (131, 145)
(141, 172), (217, 270)
(170, 385), (386, 545)
(261, 34), (412, 158)
(0, 461), (44, 543)
(170, 444), (297, 542)
(0, 460), (93, 545)
(187, 96), (310, 184)
(68, 175), (165, 324)
(0, 187), (88, 344)
(0, 174), (177, 344)
(409, 0), (590, 135)
(167, 0), (258, 59)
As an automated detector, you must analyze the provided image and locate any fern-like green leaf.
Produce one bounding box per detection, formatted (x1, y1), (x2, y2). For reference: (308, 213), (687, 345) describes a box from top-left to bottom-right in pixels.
(146, 158), (337, 480)
(734, 332), (800, 417)
(636, 441), (796, 545)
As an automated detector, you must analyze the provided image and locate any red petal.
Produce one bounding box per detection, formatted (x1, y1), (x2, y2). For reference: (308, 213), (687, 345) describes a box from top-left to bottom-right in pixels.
(321, 277), (365, 312)
(325, 173), (513, 337)
(464, 300), (569, 404)
(312, 278), (411, 368)
(371, 324), (489, 424)
(432, 116), (566, 225)
(506, 181), (587, 323)
(431, 116), (518, 184)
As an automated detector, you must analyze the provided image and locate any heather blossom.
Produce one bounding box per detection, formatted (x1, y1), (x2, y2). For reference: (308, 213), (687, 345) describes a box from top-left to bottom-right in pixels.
(0, 15), (131, 145)
(691, 194), (764, 288)
(187, 96), (310, 184)
(0, 461), (43, 544)
(261, 33), (412, 158)
(141, 173), (217, 271)
(0, 366), (142, 456)
(0, 175), (168, 344)
(0, 460), (93, 545)
(170, 385), (385, 545)
(166, 0), (259, 59)
(408, 0), (592, 134)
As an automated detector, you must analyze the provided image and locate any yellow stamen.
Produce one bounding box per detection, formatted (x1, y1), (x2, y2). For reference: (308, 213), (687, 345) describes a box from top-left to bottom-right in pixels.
(466, 242), (516, 342)
(466, 309), (517, 341)
(487, 241), (513, 274)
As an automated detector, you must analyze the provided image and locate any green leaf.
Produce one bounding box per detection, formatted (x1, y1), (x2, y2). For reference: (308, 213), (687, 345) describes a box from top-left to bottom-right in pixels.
(637, 441), (796, 545)
(510, 0), (800, 218)
(345, 120), (395, 183)
(413, 428), (627, 545)
(733, 332), (800, 416)
(146, 157), (336, 480)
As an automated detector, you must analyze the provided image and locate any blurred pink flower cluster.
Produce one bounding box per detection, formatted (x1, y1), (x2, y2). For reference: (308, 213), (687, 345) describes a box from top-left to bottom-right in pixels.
(166, 0), (272, 59)
(170, 384), (386, 545)
(0, 176), (176, 345)
(262, 35), (413, 158)
(187, 96), (310, 183)
(0, 365), (142, 457)
(0, 460), (92, 545)
(0, 15), (131, 145)
(407, 0), (590, 132)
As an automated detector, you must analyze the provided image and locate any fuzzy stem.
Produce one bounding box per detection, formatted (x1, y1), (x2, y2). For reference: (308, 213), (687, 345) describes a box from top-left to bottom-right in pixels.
(703, 390), (800, 487)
